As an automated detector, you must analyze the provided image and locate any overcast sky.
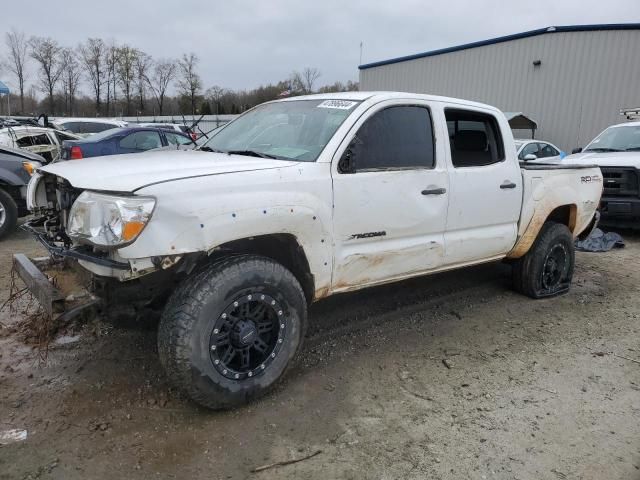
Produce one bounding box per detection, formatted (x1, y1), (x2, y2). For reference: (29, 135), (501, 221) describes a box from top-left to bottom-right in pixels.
(2, 0), (639, 94)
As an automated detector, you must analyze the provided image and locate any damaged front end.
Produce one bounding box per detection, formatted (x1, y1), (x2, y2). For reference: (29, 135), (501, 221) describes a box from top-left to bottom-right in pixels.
(15, 171), (193, 321)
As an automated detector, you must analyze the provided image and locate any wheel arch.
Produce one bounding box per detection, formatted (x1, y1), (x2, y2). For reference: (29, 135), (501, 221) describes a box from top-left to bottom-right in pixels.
(507, 203), (578, 259)
(200, 233), (316, 303)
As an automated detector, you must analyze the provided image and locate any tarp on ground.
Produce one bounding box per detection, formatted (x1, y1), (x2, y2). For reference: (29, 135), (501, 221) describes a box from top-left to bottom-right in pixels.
(575, 228), (625, 252)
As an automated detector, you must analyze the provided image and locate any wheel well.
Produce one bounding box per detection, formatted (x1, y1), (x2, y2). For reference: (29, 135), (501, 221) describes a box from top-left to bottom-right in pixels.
(207, 234), (315, 302)
(546, 204), (577, 233)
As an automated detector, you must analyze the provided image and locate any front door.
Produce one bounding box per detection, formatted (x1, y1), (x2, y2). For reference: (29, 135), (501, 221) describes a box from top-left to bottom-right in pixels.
(443, 107), (522, 264)
(331, 102), (449, 291)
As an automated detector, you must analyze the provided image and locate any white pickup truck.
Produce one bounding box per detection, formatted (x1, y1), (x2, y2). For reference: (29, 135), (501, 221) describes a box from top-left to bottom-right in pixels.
(565, 120), (640, 229)
(19, 92), (602, 409)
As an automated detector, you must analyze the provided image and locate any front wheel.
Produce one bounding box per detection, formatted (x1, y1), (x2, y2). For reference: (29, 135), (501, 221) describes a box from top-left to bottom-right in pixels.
(512, 221), (575, 299)
(158, 255), (307, 409)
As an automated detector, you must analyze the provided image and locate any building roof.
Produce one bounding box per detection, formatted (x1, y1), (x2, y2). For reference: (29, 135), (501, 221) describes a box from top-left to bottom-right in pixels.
(359, 23), (640, 70)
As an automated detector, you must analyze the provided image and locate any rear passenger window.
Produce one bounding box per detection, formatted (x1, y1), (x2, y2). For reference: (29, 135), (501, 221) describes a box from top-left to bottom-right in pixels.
(445, 109), (504, 167)
(350, 106), (434, 171)
(119, 131), (162, 150)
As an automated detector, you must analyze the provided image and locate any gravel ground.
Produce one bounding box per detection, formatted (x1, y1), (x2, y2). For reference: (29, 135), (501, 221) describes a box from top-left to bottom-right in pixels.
(0, 225), (638, 480)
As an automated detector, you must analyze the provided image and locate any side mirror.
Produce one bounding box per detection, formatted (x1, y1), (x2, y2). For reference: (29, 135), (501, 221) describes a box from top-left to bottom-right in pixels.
(523, 154), (537, 161)
(338, 146), (356, 174)
(571, 147), (582, 154)
(338, 136), (359, 173)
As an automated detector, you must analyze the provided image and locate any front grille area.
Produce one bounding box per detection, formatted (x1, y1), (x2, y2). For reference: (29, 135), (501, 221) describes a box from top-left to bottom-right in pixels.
(601, 167), (639, 197)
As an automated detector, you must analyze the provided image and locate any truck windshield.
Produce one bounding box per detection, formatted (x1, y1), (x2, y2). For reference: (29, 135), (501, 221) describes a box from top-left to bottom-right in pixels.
(199, 99), (361, 161)
(585, 125), (640, 152)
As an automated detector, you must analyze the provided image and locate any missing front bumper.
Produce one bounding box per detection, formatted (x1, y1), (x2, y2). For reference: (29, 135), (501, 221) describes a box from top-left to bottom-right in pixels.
(12, 253), (101, 321)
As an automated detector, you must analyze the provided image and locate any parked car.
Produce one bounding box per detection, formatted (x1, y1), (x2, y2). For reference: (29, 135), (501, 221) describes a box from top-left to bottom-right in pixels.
(515, 139), (565, 162)
(59, 127), (195, 160)
(137, 123), (197, 141)
(21, 92), (601, 409)
(0, 126), (81, 163)
(51, 118), (128, 136)
(0, 146), (42, 239)
(565, 121), (640, 228)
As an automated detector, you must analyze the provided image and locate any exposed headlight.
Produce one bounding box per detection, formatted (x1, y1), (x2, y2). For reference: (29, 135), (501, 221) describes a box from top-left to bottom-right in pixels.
(22, 161), (42, 176)
(67, 191), (155, 247)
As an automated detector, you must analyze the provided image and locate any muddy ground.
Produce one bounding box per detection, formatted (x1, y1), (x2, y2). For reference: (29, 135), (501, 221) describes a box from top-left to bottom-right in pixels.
(0, 225), (638, 480)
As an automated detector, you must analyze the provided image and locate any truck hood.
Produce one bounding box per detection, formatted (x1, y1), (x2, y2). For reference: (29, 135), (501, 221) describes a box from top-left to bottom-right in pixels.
(563, 151), (640, 168)
(39, 149), (299, 192)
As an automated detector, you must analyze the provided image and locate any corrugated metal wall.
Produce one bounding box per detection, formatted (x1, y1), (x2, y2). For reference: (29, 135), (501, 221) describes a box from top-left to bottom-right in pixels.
(360, 30), (640, 151)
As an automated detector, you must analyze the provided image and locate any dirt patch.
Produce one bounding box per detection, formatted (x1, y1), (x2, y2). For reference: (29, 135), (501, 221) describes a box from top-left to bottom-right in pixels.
(0, 224), (639, 479)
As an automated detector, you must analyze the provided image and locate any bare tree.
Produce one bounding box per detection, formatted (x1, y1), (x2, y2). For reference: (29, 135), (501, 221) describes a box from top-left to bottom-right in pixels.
(79, 38), (106, 115)
(206, 85), (226, 115)
(292, 67), (321, 94)
(29, 36), (63, 113)
(116, 46), (138, 115)
(146, 59), (176, 115)
(177, 53), (202, 115)
(104, 43), (119, 116)
(134, 51), (152, 114)
(60, 48), (81, 115)
(4, 29), (29, 113)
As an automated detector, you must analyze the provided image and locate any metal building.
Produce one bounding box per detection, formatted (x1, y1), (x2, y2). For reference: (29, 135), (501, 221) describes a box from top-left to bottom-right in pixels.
(359, 24), (640, 151)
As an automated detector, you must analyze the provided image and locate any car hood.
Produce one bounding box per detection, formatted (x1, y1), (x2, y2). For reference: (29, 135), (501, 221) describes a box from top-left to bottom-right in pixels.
(39, 149), (299, 192)
(563, 151), (640, 168)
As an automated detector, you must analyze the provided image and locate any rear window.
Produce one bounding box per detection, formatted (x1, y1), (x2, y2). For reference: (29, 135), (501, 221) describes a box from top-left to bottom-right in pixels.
(16, 133), (52, 147)
(165, 132), (194, 146)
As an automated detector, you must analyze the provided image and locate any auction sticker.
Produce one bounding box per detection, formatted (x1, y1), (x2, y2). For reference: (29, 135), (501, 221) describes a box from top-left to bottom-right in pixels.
(317, 100), (358, 110)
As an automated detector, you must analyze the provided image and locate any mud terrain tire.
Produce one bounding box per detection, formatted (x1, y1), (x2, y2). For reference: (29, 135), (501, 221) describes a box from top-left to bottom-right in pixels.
(512, 221), (575, 299)
(158, 255), (307, 410)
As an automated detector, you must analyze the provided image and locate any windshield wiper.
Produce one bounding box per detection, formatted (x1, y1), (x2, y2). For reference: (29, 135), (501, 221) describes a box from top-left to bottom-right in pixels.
(198, 146), (224, 153)
(226, 149), (279, 159)
(625, 147), (640, 151)
(584, 147), (622, 152)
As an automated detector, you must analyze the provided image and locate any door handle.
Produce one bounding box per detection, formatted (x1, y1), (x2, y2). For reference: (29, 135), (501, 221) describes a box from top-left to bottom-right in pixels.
(500, 181), (517, 189)
(421, 187), (446, 195)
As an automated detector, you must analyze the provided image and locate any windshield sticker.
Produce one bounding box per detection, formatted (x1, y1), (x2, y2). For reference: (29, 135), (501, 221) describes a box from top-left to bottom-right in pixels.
(317, 100), (358, 110)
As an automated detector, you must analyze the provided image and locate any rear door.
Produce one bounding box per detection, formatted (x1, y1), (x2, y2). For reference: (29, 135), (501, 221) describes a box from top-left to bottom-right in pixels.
(443, 107), (521, 264)
(331, 100), (449, 290)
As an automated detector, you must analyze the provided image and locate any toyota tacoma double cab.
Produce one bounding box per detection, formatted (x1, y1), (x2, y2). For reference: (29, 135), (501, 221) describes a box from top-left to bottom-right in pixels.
(17, 92), (602, 409)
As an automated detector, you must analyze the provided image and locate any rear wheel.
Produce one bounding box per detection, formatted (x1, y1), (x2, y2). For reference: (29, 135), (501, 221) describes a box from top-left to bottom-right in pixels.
(512, 221), (575, 299)
(0, 189), (18, 240)
(158, 255), (307, 409)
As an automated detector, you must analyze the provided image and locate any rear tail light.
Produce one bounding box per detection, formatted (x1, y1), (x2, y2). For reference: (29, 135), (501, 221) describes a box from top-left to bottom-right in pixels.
(70, 146), (83, 160)
(190, 132), (197, 141)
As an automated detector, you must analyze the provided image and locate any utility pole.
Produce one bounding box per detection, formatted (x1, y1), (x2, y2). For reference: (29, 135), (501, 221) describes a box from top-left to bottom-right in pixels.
(359, 41), (363, 65)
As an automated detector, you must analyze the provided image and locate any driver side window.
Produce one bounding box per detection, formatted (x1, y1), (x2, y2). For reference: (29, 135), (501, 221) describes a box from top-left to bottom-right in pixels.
(344, 105), (435, 172)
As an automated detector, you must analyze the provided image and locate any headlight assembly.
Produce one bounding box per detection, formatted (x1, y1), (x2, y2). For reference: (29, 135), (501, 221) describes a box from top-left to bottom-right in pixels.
(67, 191), (155, 247)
